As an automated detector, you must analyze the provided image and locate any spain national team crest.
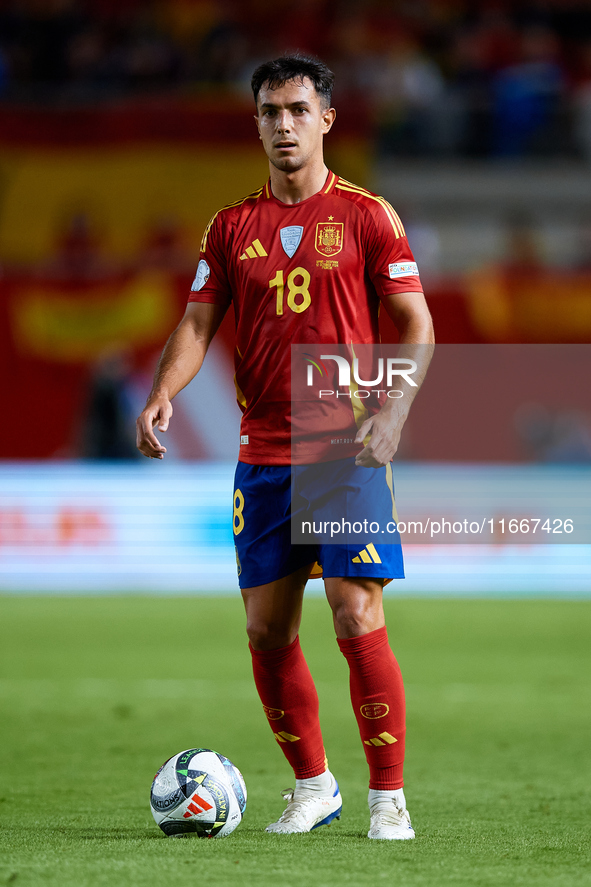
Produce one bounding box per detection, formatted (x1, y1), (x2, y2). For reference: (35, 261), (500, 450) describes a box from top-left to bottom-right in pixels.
(315, 222), (343, 257)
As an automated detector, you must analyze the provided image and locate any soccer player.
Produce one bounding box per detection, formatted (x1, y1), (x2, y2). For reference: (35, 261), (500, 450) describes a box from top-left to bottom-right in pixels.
(136, 54), (434, 840)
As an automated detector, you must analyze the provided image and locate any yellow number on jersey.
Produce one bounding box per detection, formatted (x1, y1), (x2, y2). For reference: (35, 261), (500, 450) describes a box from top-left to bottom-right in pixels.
(286, 267), (311, 313)
(269, 270), (285, 315)
(269, 267), (311, 316)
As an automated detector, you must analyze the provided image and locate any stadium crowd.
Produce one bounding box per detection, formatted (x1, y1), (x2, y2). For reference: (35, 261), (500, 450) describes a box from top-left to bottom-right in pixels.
(1, 0), (591, 159)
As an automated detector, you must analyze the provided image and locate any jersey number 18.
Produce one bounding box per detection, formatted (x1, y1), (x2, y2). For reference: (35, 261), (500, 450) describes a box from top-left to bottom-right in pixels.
(269, 267), (311, 315)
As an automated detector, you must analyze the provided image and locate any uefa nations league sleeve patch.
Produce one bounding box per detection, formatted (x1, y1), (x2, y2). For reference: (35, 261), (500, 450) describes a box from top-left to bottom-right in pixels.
(388, 262), (419, 278)
(191, 259), (211, 292)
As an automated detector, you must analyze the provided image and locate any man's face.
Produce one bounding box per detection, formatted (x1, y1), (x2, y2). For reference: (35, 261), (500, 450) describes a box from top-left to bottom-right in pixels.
(255, 77), (335, 173)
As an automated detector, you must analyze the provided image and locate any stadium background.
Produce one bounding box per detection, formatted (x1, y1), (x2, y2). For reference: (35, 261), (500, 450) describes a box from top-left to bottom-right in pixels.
(1, 4), (590, 886)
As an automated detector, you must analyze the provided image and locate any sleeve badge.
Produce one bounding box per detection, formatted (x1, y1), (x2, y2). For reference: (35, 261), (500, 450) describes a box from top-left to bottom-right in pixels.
(191, 259), (211, 292)
(388, 261), (419, 278)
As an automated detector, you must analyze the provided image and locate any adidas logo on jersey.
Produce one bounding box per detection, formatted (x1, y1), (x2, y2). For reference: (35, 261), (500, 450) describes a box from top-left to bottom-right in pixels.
(239, 239), (268, 260)
(352, 543), (382, 564)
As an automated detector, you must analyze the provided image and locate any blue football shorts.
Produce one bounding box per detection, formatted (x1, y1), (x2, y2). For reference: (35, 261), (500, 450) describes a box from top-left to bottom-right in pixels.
(232, 457), (404, 589)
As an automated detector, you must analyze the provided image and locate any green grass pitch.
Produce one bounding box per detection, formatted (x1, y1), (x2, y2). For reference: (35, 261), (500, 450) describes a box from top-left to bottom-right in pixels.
(0, 596), (590, 887)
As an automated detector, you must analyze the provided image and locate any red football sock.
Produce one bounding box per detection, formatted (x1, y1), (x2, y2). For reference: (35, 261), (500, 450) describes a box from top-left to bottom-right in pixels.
(337, 626), (406, 790)
(249, 636), (327, 779)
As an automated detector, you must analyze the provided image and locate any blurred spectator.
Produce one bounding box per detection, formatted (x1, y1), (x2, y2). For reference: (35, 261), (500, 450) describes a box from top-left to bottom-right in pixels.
(403, 208), (442, 277)
(67, 25), (105, 87)
(80, 347), (141, 459)
(193, 1), (249, 84)
(573, 41), (591, 162)
(444, 28), (495, 157)
(369, 35), (446, 157)
(492, 27), (565, 157)
(0, 43), (9, 96)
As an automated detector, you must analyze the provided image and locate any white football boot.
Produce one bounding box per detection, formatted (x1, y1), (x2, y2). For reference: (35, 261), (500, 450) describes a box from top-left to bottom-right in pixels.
(265, 770), (342, 834)
(367, 788), (415, 840)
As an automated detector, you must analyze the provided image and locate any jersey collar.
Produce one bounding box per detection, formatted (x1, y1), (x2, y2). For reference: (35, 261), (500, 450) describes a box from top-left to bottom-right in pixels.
(263, 170), (338, 203)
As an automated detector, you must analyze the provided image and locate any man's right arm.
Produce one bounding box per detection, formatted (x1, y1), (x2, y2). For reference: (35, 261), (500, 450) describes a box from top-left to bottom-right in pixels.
(136, 301), (227, 459)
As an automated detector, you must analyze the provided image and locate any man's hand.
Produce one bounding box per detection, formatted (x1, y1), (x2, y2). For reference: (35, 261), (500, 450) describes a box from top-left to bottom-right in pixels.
(353, 290), (434, 468)
(135, 302), (227, 460)
(136, 397), (173, 459)
(354, 408), (403, 468)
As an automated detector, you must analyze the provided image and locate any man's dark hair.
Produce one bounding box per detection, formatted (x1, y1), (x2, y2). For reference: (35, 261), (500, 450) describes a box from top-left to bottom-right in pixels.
(251, 53), (335, 109)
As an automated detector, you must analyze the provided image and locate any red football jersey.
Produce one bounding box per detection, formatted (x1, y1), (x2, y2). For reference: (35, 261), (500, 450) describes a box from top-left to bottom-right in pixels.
(188, 171), (423, 465)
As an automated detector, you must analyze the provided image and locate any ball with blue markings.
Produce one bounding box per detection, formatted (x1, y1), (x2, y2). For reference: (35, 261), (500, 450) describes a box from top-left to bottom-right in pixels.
(150, 748), (247, 838)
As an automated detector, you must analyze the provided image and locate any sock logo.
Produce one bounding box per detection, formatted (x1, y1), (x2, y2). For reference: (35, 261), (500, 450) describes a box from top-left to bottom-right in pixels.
(364, 732), (398, 747)
(263, 705), (284, 720)
(274, 731), (300, 743)
(360, 702), (390, 719)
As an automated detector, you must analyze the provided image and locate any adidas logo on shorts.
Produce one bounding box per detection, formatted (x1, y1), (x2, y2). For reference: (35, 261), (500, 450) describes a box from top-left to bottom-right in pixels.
(352, 543), (382, 564)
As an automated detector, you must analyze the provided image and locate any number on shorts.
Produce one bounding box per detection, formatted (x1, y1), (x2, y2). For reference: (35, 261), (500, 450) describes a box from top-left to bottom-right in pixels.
(233, 489), (245, 535)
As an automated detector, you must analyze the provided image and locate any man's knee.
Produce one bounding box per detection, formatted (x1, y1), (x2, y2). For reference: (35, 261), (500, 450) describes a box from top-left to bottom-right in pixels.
(332, 599), (372, 636)
(327, 578), (385, 639)
(246, 619), (297, 651)
(242, 570), (308, 651)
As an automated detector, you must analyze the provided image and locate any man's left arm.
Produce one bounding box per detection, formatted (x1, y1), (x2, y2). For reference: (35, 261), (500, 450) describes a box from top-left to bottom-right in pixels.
(354, 290), (435, 468)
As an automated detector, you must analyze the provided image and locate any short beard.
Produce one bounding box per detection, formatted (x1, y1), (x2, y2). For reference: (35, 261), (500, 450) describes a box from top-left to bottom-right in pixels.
(270, 155), (305, 173)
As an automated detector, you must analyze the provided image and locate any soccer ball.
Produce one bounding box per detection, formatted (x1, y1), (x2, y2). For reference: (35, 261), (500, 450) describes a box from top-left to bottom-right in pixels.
(150, 748), (247, 838)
